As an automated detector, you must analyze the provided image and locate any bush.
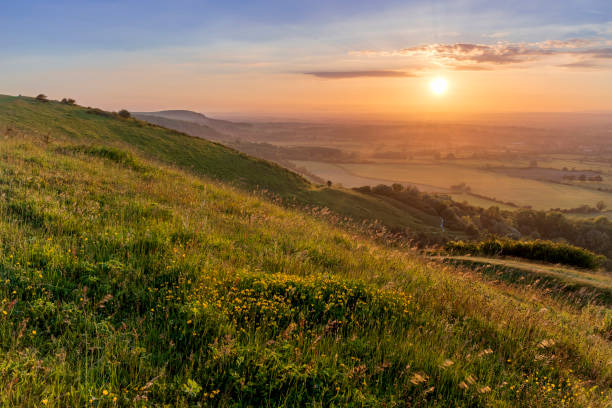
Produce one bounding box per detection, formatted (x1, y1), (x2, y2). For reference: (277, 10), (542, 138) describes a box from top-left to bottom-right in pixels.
(352, 185), (371, 193)
(118, 109), (131, 118)
(61, 98), (76, 105)
(372, 184), (393, 195)
(35, 94), (48, 102)
(86, 108), (113, 118)
(57, 145), (142, 170)
(445, 238), (606, 269)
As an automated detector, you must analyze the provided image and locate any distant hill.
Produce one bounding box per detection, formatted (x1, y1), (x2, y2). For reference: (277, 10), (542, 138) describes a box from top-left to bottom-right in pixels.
(133, 113), (232, 142)
(135, 109), (253, 137)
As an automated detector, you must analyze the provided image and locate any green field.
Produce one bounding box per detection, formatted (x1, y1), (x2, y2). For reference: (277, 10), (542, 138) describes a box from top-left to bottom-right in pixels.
(0, 96), (610, 406)
(290, 160), (448, 193)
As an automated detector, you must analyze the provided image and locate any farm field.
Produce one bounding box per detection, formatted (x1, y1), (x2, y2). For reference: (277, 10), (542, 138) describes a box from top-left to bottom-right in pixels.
(294, 160), (612, 211)
(290, 160), (449, 192)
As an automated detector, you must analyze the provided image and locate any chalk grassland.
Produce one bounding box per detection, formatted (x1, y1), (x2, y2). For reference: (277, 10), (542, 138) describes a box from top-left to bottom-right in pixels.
(292, 160), (612, 211)
(0, 135), (610, 406)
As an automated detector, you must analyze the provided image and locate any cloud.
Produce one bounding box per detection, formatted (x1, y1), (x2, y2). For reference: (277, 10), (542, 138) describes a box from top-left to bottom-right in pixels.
(304, 70), (416, 79)
(590, 48), (612, 58)
(558, 61), (601, 69)
(484, 32), (510, 39)
(351, 39), (612, 71)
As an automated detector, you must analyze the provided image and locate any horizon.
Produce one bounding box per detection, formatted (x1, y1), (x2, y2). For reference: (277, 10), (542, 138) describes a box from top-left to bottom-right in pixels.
(2, 1), (612, 118)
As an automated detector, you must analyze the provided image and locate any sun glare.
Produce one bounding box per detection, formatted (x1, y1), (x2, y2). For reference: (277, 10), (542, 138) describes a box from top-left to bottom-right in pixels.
(430, 77), (448, 95)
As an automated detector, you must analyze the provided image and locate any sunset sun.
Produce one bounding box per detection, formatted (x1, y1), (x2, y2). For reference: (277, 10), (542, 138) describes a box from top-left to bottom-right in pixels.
(430, 77), (448, 95)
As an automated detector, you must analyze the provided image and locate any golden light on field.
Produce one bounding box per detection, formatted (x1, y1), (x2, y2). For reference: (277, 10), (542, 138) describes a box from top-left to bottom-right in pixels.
(430, 77), (448, 95)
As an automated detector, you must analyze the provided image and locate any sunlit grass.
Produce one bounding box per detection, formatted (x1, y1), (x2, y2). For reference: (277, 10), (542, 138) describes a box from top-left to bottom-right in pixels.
(0, 135), (609, 406)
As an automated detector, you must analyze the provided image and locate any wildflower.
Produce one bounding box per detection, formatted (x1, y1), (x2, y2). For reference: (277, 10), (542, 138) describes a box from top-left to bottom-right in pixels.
(102, 390), (109, 396)
(42, 399), (48, 405)
(32, 330), (37, 335)
(440, 359), (454, 368)
(410, 373), (428, 385)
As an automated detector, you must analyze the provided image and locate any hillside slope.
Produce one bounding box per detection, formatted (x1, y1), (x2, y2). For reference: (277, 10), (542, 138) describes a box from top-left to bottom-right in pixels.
(0, 95), (456, 238)
(0, 131), (610, 406)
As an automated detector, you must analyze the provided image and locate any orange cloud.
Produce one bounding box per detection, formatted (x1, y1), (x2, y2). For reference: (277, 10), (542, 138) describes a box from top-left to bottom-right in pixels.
(351, 39), (612, 71)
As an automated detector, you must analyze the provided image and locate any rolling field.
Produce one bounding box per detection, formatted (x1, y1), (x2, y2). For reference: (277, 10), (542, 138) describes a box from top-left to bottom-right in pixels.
(294, 160), (612, 210)
(290, 160), (448, 193)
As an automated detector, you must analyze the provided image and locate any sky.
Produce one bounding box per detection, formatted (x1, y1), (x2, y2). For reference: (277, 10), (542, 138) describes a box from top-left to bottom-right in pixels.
(2, 0), (612, 119)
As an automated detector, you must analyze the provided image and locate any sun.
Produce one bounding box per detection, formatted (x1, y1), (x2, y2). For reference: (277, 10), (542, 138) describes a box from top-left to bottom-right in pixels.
(430, 77), (448, 95)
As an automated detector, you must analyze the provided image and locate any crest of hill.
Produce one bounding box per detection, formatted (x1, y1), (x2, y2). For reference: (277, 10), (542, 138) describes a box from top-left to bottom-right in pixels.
(135, 109), (253, 136)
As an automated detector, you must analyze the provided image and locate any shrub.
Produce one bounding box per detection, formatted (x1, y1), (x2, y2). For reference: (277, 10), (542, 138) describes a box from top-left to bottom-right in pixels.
(35, 94), (48, 102)
(57, 145), (142, 170)
(86, 108), (113, 118)
(372, 184), (393, 195)
(118, 109), (131, 119)
(61, 98), (76, 105)
(445, 238), (606, 269)
(352, 185), (371, 193)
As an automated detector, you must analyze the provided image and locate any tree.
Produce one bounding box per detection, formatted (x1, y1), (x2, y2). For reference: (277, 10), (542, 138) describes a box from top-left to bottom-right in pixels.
(61, 98), (76, 105)
(596, 201), (607, 211)
(326, 180), (332, 187)
(118, 109), (131, 118)
(36, 94), (48, 102)
(391, 183), (404, 192)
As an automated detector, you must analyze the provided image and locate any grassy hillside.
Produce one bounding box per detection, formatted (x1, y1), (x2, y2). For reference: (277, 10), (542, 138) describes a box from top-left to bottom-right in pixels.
(0, 95), (454, 238)
(0, 95), (309, 194)
(0, 124), (610, 406)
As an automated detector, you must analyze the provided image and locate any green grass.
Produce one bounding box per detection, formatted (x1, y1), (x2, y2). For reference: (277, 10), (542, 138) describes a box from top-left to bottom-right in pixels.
(0, 130), (610, 406)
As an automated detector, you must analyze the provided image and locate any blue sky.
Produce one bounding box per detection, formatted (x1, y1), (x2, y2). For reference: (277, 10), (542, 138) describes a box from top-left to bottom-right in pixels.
(1, 1), (611, 116)
(2, 1), (610, 53)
